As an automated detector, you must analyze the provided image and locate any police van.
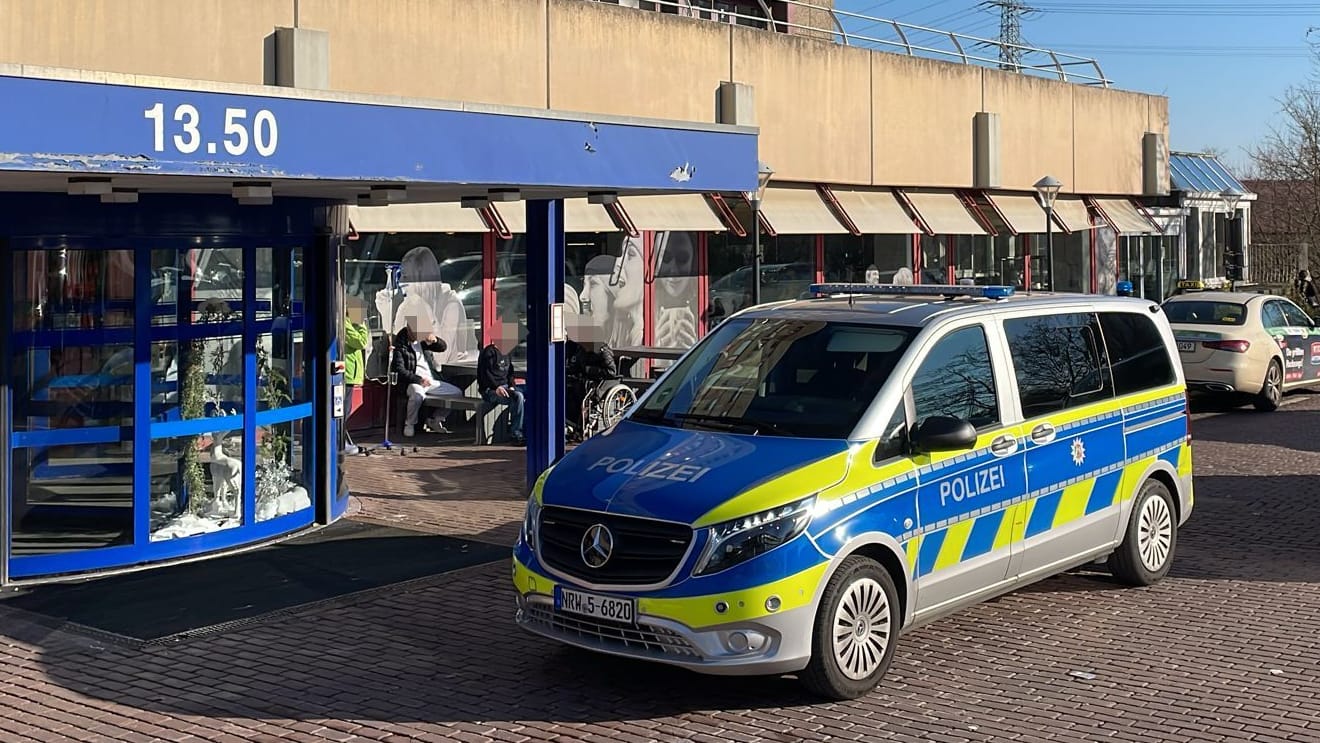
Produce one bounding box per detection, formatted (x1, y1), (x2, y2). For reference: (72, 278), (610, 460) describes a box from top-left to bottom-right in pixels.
(512, 283), (1194, 700)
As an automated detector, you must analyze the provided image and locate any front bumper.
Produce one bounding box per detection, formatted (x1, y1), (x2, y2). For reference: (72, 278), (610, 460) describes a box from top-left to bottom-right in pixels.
(512, 557), (818, 676)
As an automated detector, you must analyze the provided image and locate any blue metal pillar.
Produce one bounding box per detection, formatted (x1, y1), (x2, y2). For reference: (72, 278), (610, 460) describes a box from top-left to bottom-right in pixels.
(524, 199), (566, 491)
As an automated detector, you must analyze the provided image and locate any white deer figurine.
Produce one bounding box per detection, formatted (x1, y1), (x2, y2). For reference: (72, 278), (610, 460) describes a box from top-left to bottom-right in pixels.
(207, 432), (243, 517)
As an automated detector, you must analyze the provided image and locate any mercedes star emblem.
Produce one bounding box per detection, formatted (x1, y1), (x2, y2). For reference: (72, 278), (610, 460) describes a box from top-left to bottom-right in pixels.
(580, 524), (614, 568)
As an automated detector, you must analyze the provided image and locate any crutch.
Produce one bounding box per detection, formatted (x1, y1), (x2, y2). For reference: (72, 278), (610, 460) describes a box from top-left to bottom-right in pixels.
(362, 264), (415, 455)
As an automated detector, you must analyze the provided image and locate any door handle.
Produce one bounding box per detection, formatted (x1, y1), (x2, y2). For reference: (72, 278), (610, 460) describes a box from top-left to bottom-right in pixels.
(1030, 423), (1056, 444)
(990, 434), (1018, 456)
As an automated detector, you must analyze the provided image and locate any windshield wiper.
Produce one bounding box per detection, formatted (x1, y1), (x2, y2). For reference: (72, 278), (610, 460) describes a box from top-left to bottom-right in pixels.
(670, 412), (759, 433)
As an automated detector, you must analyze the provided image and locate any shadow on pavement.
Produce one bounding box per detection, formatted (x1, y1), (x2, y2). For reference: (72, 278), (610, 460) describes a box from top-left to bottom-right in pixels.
(1191, 405), (1320, 454)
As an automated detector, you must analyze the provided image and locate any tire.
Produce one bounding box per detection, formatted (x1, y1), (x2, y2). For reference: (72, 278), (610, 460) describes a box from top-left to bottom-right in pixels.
(801, 555), (900, 701)
(1254, 358), (1283, 411)
(600, 383), (637, 428)
(1108, 478), (1178, 586)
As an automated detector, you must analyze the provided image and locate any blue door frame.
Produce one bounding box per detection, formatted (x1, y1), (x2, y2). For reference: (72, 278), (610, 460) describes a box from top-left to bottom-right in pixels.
(1, 193), (338, 581)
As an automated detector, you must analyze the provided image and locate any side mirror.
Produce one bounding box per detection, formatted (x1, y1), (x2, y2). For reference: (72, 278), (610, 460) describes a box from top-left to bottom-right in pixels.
(912, 415), (978, 453)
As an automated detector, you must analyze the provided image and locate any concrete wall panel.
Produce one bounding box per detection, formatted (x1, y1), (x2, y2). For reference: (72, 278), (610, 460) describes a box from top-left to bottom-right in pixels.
(547, 0), (730, 121)
(732, 27), (872, 185)
(983, 70), (1075, 193)
(0, 0), (1168, 195)
(1072, 85), (1151, 195)
(298, 0), (548, 107)
(872, 55), (982, 188)
(0, 0), (292, 84)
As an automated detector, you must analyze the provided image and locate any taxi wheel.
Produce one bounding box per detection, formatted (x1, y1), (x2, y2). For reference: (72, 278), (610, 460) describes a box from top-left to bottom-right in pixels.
(801, 555), (899, 701)
(1109, 479), (1178, 586)
(1253, 359), (1283, 411)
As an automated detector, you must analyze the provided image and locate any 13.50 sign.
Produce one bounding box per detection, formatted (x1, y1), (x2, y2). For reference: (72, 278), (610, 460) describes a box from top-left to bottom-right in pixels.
(143, 102), (279, 158)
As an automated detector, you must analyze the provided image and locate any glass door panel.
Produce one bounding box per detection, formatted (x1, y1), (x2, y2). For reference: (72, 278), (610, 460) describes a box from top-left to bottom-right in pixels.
(9, 245), (136, 556)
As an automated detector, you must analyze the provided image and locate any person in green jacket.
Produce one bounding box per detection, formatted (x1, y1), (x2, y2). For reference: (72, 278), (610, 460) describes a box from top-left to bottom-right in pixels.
(342, 308), (370, 455)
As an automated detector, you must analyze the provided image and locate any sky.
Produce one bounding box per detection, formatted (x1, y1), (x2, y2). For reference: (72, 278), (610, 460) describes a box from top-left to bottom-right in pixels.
(831, 0), (1320, 175)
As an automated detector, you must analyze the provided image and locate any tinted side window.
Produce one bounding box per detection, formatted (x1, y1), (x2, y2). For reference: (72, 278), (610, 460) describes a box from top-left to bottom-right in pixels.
(873, 405), (908, 463)
(1262, 301), (1288, 328)
(1280, 301), (1314, 327)
(911, 326), (1000, 429)
(1005, 313), (1112, 418)
(1099, 312), (1176, 396)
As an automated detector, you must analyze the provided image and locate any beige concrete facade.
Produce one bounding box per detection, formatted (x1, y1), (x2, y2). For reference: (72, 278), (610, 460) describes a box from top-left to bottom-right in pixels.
(0, 0), (1167, 195)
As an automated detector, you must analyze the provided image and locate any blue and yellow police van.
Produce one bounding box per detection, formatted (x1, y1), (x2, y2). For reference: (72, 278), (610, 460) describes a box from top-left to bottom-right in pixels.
(512, 283), (1194, 700)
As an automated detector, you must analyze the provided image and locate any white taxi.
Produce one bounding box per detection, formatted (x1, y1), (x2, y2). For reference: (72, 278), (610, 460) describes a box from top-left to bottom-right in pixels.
(1162, 291), (1320, 410)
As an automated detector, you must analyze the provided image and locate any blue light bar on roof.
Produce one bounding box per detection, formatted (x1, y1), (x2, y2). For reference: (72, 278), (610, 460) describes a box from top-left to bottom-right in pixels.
(808, 283), (1016, 300)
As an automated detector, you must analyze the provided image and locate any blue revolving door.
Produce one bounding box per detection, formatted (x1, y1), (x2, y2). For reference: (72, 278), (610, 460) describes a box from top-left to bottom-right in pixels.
(1, 194), (341, 582)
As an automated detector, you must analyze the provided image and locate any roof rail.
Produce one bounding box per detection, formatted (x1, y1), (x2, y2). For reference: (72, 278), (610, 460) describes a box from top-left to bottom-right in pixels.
(809, 283), (1016, 300)
(585, 0), (1113, 87)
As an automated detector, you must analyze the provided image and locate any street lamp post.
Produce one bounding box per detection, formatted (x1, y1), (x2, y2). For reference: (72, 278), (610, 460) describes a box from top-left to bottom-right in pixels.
(1221, 189), (1242, 289)
(749, 161), (774, 306)
(1034, 175), (1063, 291)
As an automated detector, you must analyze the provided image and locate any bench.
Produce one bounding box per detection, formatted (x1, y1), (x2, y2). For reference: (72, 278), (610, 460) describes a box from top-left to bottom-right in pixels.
(421, 394), (510, 445)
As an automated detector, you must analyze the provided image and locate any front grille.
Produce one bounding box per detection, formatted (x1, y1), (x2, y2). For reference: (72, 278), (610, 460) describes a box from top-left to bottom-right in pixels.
(524, 603), (700, 658)
(539, 506), (693, 584)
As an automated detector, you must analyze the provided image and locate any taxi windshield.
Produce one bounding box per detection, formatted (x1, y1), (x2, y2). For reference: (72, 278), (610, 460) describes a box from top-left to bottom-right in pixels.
(631, 318), (915, 439)
(1163, 300), (1247, 326)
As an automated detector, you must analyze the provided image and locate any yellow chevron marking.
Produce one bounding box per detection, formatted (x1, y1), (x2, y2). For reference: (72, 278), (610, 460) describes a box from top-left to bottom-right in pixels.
(1119, 456), (1156, 502)
(1177, 443), (1193, 477)
(1053, 479), (1096, 528)
(934, 519), (975, 571)
(904, 537), (920, 573)
(993, 503), (1020, 551)
(1012, 499), (1035, 542)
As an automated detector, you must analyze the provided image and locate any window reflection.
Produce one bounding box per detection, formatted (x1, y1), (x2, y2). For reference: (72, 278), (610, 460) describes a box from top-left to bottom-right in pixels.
(9, 246), (138, 554)
(635, 318), (913, 439)
(910, 326), (999, 429)
(824, 235), (914, 284)
(13, 345), (134, 431)
(13, 248), (135, 331)
(1004, 313), (1112, 418)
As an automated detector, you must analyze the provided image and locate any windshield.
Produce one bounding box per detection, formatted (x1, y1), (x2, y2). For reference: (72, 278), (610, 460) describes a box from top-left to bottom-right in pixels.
(1162, 300), (1247, 326)
(631, 318), (915, 439)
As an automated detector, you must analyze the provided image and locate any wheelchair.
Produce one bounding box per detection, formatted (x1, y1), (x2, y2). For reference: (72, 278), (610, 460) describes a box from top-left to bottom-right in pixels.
(567, 374), (638, 442)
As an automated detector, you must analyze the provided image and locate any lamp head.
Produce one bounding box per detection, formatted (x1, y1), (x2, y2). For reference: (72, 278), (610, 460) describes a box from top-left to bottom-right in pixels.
(755, 161), (775, 202)
(1221, 189), (1242, 215)
(1033, 175), (1063, 208)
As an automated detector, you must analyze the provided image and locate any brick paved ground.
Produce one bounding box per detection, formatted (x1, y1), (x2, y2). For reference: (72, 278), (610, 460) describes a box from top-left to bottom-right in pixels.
(2, 393), (1319, 742)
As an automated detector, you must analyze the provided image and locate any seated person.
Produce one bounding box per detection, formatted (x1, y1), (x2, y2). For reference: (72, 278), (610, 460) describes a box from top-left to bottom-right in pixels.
(565, 323), (620, 432)
(477, 329), (525, 446)
(391, 316), (462, 437)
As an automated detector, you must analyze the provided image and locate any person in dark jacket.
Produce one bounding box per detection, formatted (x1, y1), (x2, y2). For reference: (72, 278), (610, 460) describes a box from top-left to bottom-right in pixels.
(477, 329), (525, 445)
(565, 325), (620, 434)
(391, 316), (459, 437)
(1296, 270), (1319, 310)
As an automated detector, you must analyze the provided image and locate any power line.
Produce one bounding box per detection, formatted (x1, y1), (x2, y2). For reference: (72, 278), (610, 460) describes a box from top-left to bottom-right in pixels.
(1031, 1), (1320, 16)
(1030, 41), (1313, 57)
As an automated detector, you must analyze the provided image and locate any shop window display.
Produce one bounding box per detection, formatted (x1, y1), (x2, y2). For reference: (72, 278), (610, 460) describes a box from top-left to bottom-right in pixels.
(824, 235), (915, 284)
(706, 233), (814, 329)
(651, 231), (701, 362)
(492, 233), (636, 363)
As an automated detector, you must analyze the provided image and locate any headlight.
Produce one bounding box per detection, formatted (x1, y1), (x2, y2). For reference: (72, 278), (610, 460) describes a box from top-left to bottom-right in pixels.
(694, 496), (815, 576)
(521, 496), (542, 550)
